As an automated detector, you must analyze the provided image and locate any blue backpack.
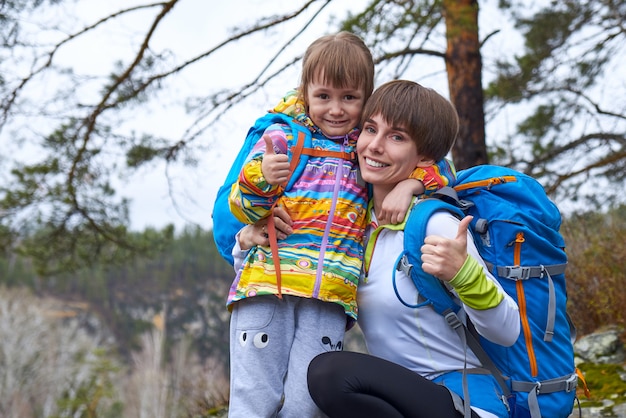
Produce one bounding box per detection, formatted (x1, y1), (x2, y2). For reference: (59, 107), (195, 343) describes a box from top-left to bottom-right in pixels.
(212, 112), (355, 265)
(394, 165), (584, 418)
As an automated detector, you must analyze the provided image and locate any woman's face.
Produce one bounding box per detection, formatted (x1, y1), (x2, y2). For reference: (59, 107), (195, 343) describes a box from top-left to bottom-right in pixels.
(357, 113), (429, 188)
(306, 80), (365, 137)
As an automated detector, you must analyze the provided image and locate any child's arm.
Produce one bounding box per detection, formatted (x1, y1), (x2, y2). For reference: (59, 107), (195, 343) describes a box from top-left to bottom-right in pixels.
(229, 126), (289, 224)
(378, 158), (457, 225)
(408, 157), (457, 194)
(377, 178), (424, 225)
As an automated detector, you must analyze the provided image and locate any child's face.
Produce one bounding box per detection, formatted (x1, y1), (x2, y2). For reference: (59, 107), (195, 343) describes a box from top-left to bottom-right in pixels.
(357, 113), (431, 187)
(306, 80), (365, 137)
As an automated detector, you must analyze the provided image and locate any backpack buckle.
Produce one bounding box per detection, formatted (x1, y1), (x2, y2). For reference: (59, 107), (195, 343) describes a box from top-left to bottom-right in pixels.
(565, 373), (578, 392)
(504, 266), (530, 280)
(396, 255), (413, 276)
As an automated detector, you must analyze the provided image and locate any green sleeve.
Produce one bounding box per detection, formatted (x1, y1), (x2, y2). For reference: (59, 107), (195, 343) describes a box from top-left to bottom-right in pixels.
(449, 255), (503, 310)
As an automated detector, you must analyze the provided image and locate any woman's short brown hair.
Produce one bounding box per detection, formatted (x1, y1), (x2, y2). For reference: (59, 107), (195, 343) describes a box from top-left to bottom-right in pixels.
(361, 80), (459, 161)
(299, 32), (375, 106)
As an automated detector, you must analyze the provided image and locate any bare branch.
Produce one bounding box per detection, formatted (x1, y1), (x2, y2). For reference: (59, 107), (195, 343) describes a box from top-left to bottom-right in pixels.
(546, 149), (626, 194)
(66, 1), (180, 244)
(0, 2), (173, 131)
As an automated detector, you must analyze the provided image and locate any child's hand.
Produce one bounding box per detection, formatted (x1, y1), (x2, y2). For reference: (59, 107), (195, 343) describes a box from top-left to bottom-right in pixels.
(261, 134), (290, 185)
(378, 178), (425, 225)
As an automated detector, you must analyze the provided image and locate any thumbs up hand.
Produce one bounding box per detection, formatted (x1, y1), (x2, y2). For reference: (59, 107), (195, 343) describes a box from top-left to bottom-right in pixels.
(261, 134), (290, 185)
(421, 216), (473, 282)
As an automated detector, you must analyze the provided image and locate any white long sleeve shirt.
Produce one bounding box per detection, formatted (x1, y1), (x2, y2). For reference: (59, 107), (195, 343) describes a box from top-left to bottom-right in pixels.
(359, 210), (519, 374)
(358, 210), (520, 418)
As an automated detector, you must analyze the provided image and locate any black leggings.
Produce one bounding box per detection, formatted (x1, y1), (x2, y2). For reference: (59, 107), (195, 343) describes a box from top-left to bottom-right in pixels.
(307, 351), (479, 418)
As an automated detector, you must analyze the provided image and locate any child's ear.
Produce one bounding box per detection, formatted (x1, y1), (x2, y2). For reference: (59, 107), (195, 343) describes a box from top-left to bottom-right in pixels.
(416, 156), (435, 168)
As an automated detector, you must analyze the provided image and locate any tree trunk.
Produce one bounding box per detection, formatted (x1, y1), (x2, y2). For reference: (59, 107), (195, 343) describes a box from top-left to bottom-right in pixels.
(443, 0), (489, 169)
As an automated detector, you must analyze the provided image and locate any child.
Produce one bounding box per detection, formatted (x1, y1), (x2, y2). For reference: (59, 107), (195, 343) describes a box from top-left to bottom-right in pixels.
(227, 33), (455, 417)
(307, 80), (520, 418)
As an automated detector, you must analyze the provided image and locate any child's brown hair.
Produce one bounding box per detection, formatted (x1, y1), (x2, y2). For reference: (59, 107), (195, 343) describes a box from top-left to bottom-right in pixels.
(299, 32), (375, 107)
(361, 80), (459, 161)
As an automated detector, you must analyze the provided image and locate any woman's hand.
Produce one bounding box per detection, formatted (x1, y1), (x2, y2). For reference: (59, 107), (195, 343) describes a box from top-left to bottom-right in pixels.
(421, 216), (472, 282)
(238, 206), (293, 250)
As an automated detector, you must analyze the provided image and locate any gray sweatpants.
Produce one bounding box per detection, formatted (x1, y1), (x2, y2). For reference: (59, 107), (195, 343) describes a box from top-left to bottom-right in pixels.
(228, 295), (346, 418)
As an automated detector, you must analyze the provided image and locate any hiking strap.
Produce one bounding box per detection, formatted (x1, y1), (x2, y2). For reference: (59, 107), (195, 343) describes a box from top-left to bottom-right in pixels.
(512, 372), (579, 418)
(494, 263), (566, 280)
(445, 311), (473, 418)
(267, 129), (309, 299)
(301, 148), (356, 161)
(395, 249), (511, 417)
(267, 130), (356, 298)
(491, 263), (567, 342)
(445, 311), (512, 417)
(464, 319), (512, 402)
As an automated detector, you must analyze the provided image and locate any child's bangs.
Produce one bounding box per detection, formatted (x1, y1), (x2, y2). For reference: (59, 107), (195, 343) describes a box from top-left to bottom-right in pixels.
(323, 63), (362, 91)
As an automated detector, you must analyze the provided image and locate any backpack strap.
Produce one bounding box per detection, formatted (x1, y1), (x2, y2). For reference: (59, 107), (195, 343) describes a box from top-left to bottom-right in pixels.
(284, 120), (356, 191)
(400, 197), (513, 417)
(465, 320), (512, 397)
(301, 148), (356, 161)
(268, 128), (308, 299)
(269, 127), (356, 298)
(492, 263), (567, 343)
(511, 372), (579, 418)
(395, 198), (464, 314)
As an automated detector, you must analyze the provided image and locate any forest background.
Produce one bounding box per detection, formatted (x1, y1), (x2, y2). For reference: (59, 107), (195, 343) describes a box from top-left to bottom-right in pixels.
(0, 0), (625, 417)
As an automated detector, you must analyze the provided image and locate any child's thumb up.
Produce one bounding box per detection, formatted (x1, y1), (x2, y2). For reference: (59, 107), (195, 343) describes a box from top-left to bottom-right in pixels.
(263, 134), (275, 155)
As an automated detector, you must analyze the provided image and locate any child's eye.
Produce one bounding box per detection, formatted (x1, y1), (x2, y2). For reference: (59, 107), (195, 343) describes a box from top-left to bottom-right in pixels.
(319, 93), (329, 100)
(364, 125), (376, 134)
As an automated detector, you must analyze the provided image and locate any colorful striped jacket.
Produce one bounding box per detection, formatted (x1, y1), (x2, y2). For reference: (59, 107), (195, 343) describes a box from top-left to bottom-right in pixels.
(228, 91), (366, 320)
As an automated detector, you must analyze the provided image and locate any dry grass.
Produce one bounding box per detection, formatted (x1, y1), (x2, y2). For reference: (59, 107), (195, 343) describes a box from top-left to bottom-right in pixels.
(561, 207), (626, 339)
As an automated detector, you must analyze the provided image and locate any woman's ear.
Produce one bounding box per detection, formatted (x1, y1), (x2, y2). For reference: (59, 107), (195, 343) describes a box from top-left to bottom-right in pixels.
(416, 156), (435, 168)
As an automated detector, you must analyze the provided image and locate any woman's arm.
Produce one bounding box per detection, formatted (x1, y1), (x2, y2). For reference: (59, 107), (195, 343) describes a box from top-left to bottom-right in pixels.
(232, 206), (294, 271)
(422, 212), (520, 346)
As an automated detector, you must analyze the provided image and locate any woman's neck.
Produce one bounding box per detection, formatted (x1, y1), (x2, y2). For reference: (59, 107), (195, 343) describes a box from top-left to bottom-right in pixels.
(371, 184), (394, 219)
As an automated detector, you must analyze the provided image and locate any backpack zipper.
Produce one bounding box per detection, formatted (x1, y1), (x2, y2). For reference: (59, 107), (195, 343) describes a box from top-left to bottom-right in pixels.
(513, 231), (539, 377)
(454, 176), (517, 191)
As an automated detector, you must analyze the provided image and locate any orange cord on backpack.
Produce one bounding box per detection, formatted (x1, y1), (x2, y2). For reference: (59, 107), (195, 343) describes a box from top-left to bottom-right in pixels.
(576, 367), (591, 399)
